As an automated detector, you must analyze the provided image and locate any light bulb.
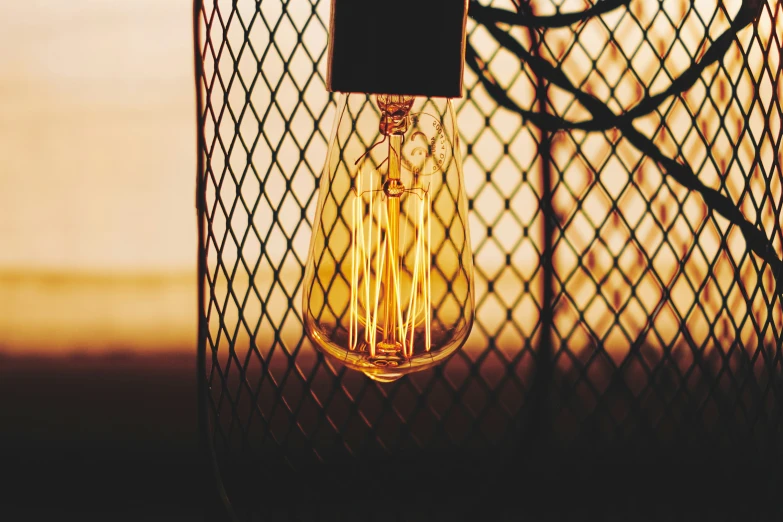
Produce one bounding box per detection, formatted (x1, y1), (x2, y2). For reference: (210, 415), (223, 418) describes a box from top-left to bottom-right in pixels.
(303, 93), (475, 382)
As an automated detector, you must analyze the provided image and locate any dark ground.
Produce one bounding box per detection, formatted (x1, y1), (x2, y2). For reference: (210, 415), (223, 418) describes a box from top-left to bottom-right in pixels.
(0, 352), (200, 521)
(2, 351), (782, 521)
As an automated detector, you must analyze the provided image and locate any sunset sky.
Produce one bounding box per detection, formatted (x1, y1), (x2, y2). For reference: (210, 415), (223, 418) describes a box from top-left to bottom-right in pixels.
(0, 1), (195, 273)
(2, 0), (779, 359)
(0, 2), (197, 353)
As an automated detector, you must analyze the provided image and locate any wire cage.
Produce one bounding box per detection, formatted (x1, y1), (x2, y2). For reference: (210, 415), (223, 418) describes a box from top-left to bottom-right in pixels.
(195, 1), (783, 519)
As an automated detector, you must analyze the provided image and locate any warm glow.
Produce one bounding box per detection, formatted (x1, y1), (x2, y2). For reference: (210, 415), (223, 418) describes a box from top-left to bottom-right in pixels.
(302, 94), (474, 382)
(348, 147), (434, 358)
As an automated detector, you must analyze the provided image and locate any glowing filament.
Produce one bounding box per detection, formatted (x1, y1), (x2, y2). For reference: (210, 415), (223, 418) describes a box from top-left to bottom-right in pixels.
(348, 166), (432, 358)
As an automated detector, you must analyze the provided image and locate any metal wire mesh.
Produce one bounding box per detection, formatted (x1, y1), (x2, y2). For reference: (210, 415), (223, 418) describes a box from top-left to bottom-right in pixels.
(195, 0), (783, 519)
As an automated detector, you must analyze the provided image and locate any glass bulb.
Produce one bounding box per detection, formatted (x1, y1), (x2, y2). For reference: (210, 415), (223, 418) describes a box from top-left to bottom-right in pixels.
(303, 93), (474, 382)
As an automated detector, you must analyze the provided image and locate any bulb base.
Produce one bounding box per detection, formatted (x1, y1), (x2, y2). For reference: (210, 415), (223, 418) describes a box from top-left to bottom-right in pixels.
(326, 0), (469, 97)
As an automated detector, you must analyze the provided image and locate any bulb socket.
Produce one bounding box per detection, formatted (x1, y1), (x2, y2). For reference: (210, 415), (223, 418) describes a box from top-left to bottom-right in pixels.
(326, 0), (469, 98)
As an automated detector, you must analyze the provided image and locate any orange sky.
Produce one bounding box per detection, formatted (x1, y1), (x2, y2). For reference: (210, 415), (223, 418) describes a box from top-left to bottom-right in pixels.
(0, 2), (197, 353)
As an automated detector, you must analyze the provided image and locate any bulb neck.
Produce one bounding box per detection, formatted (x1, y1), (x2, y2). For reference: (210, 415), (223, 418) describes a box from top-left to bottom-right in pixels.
(377, 94), (413, 135)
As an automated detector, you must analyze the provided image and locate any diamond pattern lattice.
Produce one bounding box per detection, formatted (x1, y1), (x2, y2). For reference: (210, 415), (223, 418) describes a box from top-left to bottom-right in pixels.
(196, 0), (783, 519)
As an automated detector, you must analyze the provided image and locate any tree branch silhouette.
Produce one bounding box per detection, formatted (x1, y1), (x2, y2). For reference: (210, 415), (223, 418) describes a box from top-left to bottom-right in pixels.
(467, 0), (782, 293)
(468, 0), (631, 29)
(469, 0), (764, 132)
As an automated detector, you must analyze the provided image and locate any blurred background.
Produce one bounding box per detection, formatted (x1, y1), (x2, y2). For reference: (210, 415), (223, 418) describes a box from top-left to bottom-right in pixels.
(0, 1), (200, 518)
